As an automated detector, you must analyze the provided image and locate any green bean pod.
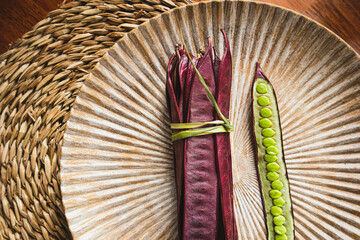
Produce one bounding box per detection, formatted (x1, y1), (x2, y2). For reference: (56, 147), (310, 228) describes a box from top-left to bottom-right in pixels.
(251, 63), (294, 240)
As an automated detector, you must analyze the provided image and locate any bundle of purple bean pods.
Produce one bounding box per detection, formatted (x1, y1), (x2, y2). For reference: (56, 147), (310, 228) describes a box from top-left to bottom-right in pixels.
(166, 30), (237, 240)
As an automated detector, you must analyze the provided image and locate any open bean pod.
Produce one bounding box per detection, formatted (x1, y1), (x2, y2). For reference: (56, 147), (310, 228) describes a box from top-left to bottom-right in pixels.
(251, 63), (295, 240)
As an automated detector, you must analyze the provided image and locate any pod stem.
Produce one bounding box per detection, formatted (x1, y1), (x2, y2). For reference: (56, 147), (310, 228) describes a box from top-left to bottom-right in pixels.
(180, 30), (230, 125)
(172, 19), (233, 141)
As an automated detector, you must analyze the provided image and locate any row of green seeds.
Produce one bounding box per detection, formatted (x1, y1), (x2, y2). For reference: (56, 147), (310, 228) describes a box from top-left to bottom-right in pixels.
(256, 82), (288, 240)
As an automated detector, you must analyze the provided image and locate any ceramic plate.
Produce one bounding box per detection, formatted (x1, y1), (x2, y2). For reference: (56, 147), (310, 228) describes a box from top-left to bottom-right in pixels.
(60, 1), (360, 239)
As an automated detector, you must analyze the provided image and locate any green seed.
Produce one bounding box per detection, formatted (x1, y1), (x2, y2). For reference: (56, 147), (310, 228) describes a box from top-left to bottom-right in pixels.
(275, 235), (288, 240)
(273, 215), (286, 226)
(273, 197), (286, 207)
(267, 162), (280, 172)
(263, 138), (276, 147)
(256, 82), (268, 94)
(262, 128), (275, 137)
(260, 108), (272, 118)
(270, 190), (282, 199)
(270, 206), (283, 216)
(267, 172), (279, 181)
(258, 96), (270, 106)
(259, 118), (272, 128)
(272, 180), (284, 190)
(265, 154), (278, 163)
(266, 146), (279, 155)
(275, 225), (287, 235)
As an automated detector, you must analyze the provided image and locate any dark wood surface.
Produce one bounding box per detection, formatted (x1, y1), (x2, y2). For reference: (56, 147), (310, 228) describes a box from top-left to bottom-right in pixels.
(256, 0), (360, 54)
(0, 0), (359, 55)
(0, 0), (71, 54)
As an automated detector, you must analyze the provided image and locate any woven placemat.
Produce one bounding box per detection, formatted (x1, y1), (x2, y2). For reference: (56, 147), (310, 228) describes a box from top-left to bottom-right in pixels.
(0, 0), (189, 239)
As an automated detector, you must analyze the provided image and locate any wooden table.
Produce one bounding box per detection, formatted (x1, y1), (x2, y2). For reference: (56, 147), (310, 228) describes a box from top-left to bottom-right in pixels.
(256, 0), (360, 54)
(0, 0), (360, 55)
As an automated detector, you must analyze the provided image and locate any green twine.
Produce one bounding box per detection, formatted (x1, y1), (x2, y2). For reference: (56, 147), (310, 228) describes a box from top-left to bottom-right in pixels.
(171, 120), (233, 141)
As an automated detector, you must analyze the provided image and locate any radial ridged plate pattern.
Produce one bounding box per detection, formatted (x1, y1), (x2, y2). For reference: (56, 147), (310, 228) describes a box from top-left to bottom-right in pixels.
(60, 1), (360, 239)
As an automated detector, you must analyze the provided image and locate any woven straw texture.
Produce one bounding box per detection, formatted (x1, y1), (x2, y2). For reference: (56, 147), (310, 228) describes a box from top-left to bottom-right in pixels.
(0, 0), (188, 239)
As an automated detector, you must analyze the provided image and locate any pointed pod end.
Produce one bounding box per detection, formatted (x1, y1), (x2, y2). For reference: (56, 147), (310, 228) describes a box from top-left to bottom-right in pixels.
(207, 37), (212, 49)
(255, 62), (270, 83)
(220, 29), (229, 47)
(256, 62), (262, 77)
